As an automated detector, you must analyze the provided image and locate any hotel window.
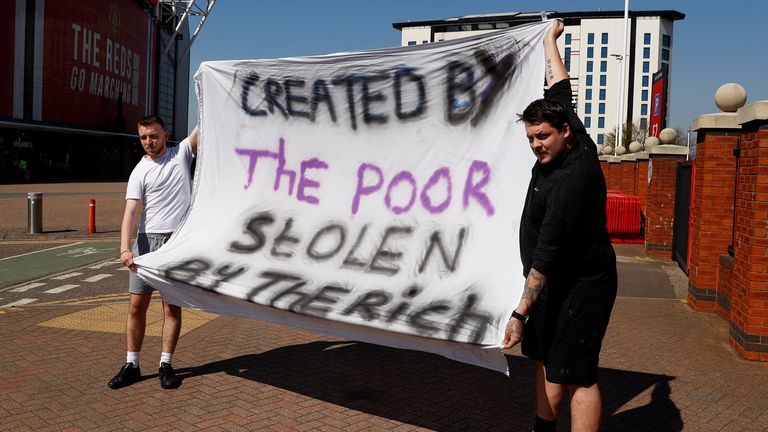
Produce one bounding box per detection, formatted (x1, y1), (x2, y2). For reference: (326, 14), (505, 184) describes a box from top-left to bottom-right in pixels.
(407, 41), (417, 46)
(662, 49), (670, 61)
(585, 117), (592, 128)
(598, 117), (605, 128)
(642, 75), (649, 87)
(644, 33), (651, 44)
(641, 104), (648, 116)
(597, 134), (605, 144)
(586, 61), (593, 72)
(600, 75), (607, 86)
(642, 90), (649, 101)
(599, 103), (606, 114)
(586, 89), (592, 100)
(587, 47), (594, 58)
(564, 47), (571, 72)
(643, 47), (650, 59)
(599, 89), (606, 100)
(601, 33), (608, 44)
(586, 75), (593, 86)
(565, 33), (572, 44)
(643, 61), (650, 73)
(585, 103), (592, 114)
(588, 33), (594, 44)
(600, 61), (607, 72)
(662, 34), (671, 47)
(600, 47), (608, 58)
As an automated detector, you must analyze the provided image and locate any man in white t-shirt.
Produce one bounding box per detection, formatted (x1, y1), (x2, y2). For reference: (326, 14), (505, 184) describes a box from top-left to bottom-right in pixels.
(108, 115), (198, 390)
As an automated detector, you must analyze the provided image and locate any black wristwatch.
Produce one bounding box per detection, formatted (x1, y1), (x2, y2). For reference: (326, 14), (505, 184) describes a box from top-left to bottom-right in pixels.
(511, 310), (529, 324)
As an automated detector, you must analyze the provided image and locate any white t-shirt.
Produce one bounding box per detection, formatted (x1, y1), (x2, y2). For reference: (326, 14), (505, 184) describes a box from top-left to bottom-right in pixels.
(126, 138), (194, 233)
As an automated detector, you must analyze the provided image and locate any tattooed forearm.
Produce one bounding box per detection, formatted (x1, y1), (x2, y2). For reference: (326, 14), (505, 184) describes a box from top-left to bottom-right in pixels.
(522, 268), (547, 306)
(546, 59), (554, 82)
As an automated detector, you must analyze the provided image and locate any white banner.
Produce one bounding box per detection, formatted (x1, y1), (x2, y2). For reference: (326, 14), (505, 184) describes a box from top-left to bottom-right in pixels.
(136, 21), (549, 373)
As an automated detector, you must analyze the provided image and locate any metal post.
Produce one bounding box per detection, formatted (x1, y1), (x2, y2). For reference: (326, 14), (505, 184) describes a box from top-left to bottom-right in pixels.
(88, 199), (96, 234)
(27, 192), (43, 234)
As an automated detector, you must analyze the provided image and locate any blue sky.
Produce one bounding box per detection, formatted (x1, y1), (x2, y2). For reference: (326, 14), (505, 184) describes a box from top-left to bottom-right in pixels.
(187, 0), (766, 133)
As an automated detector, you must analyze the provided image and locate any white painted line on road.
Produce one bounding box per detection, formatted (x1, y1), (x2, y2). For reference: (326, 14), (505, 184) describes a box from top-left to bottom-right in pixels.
(1, 298), (37, 308)
(44, 284), (80, 294)
(9, 282), (46, 293)
(82, 274), (112, 283)
(0, 242), (84, 261)
(117, 267), (130, 271)
(89, 261), (120, 269)
(51, 272), (83, 280)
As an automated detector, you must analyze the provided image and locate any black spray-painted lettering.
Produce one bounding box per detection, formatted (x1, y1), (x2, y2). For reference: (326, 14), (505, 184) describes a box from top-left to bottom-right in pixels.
(229, 212), (274, 253)
(418, 227), (467, 274)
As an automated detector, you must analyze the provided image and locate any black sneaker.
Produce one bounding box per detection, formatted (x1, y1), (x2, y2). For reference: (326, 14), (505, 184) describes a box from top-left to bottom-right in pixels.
(159, 362), (181, 389)
(107, 363), (141, 389)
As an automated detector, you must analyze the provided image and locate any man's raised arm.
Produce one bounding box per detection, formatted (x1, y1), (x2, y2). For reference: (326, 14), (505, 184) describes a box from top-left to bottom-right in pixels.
(544, 19), (567, 87)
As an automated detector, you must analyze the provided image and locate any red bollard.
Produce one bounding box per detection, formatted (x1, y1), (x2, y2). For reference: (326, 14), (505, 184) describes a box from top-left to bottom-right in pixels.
(88, 199), (96, 234)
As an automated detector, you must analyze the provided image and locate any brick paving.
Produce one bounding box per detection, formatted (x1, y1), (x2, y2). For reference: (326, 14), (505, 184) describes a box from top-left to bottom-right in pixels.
(1, 183), (767, 431)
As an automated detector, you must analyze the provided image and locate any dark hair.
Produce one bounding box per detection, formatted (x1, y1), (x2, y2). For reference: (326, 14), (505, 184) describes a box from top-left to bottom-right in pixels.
(137, 115), (166, 130)
(518, 98), (569, 131)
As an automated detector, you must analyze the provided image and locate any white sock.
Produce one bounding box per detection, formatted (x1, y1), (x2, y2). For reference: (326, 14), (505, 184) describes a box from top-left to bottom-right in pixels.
(126, 352), (140, 368)
(160, 352), (173, 366)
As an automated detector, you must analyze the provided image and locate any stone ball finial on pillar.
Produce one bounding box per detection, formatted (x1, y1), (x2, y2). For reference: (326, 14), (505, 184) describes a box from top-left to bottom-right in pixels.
(596, 144), (604, 154)
(602, 145), (614, 155)
(616, 145), (627, 155)
(659, 128), (678, 144)
(644, 136), (660, 149)
(714, 83), (747, 112)
(628, 141), (642, 153)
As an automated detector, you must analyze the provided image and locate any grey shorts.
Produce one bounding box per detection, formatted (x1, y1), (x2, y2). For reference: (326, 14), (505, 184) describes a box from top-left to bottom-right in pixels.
(128, 232), (173, 295)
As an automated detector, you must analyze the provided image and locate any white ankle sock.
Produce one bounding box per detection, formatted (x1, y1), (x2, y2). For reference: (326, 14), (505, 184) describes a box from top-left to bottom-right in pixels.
(126, 352), (140, 368)
(160, 352), (173, 366)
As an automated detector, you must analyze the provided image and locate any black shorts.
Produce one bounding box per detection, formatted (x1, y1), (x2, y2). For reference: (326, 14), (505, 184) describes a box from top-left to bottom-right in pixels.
(521, 280), (617, 385)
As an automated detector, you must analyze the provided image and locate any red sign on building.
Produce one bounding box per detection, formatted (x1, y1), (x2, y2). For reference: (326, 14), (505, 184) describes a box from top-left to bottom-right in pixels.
(41, 0), (155, 132)
(649, 65), (668, 138)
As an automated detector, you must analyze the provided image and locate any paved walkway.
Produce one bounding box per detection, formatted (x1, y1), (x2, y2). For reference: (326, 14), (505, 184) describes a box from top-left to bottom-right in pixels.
(0, 183), (766, 431)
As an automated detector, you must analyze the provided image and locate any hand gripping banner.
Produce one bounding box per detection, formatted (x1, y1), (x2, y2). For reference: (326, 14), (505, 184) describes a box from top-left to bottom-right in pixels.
(136, 21), (549, 373)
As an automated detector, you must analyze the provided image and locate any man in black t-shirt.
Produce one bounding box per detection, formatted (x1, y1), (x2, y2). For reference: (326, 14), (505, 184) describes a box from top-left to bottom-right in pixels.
(502, 20), (617, 432)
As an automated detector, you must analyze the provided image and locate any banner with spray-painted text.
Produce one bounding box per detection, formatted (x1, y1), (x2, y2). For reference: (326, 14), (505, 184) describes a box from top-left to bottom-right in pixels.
(136, 21), (549, 373)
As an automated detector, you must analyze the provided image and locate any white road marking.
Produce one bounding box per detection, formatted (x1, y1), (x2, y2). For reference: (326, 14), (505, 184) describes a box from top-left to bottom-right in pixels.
(0, 242), (83, 261)
(51, 272), (83, 280)
(44, 284), (80, 294)
(89, 261), (120, 269)
(82, 274), (112, 283)
(9, 282), (46, 293)
(1, 298), (37, 308)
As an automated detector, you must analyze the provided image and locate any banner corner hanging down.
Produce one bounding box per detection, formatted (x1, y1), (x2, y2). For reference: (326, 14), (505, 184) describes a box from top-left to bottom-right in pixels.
(136, 20), (550, 374)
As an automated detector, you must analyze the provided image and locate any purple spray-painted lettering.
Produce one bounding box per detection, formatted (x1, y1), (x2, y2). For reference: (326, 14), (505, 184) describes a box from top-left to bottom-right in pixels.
(463, 160), (494, 216)
(420, 167), (452, 214)
(385, 171), (417, 215)
(352, 163), (384, 215)
(297, 158), (328, 205)
(234, 148), (277, 190)
(274, 138), (296, 195)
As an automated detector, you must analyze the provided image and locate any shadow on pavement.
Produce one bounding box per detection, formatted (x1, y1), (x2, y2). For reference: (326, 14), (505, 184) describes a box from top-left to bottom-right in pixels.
(176, 341), (682, 431)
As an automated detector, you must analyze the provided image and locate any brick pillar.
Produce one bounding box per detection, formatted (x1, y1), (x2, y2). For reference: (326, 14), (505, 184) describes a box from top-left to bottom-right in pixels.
(620, 155), (637, 195)
(687, 114), (740, 313)
(729, 102), (768, 360)
(607, 157), (622, 192)
(645, 145), (688, 258)
(635, 154), (650, 216)
(599, 157), (610, 185)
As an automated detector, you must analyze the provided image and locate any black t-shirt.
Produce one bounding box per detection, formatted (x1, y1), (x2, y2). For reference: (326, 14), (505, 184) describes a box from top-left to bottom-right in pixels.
(519, 80), (615, 295)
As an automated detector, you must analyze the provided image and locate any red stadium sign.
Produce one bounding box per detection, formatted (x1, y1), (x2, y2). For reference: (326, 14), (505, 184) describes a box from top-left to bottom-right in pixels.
(649, 65), (668, 138)
(41, 0), (155, 132)
(0, 1), (15, 118)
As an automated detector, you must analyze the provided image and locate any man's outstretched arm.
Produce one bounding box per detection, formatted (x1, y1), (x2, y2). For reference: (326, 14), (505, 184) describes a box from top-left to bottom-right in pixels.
(544, 19), (568, 87)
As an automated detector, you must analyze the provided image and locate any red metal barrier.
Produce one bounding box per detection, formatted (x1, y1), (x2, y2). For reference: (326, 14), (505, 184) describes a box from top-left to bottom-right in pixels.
(606, 190), (642, 242)
(88, 199), (96, 234)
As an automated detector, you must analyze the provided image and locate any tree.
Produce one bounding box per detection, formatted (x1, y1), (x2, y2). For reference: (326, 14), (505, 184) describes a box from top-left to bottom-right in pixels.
(604, 121), (648, 148)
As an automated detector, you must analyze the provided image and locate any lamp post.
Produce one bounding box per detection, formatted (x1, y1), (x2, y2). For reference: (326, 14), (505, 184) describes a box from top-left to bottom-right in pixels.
(610, 53), (623, 156)
(615, 0), (630, 156)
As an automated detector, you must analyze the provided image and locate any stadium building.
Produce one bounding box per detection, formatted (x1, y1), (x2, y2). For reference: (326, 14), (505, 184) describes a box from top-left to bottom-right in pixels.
(0, 0), (214, 183)
(393, 10), (685, 146)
